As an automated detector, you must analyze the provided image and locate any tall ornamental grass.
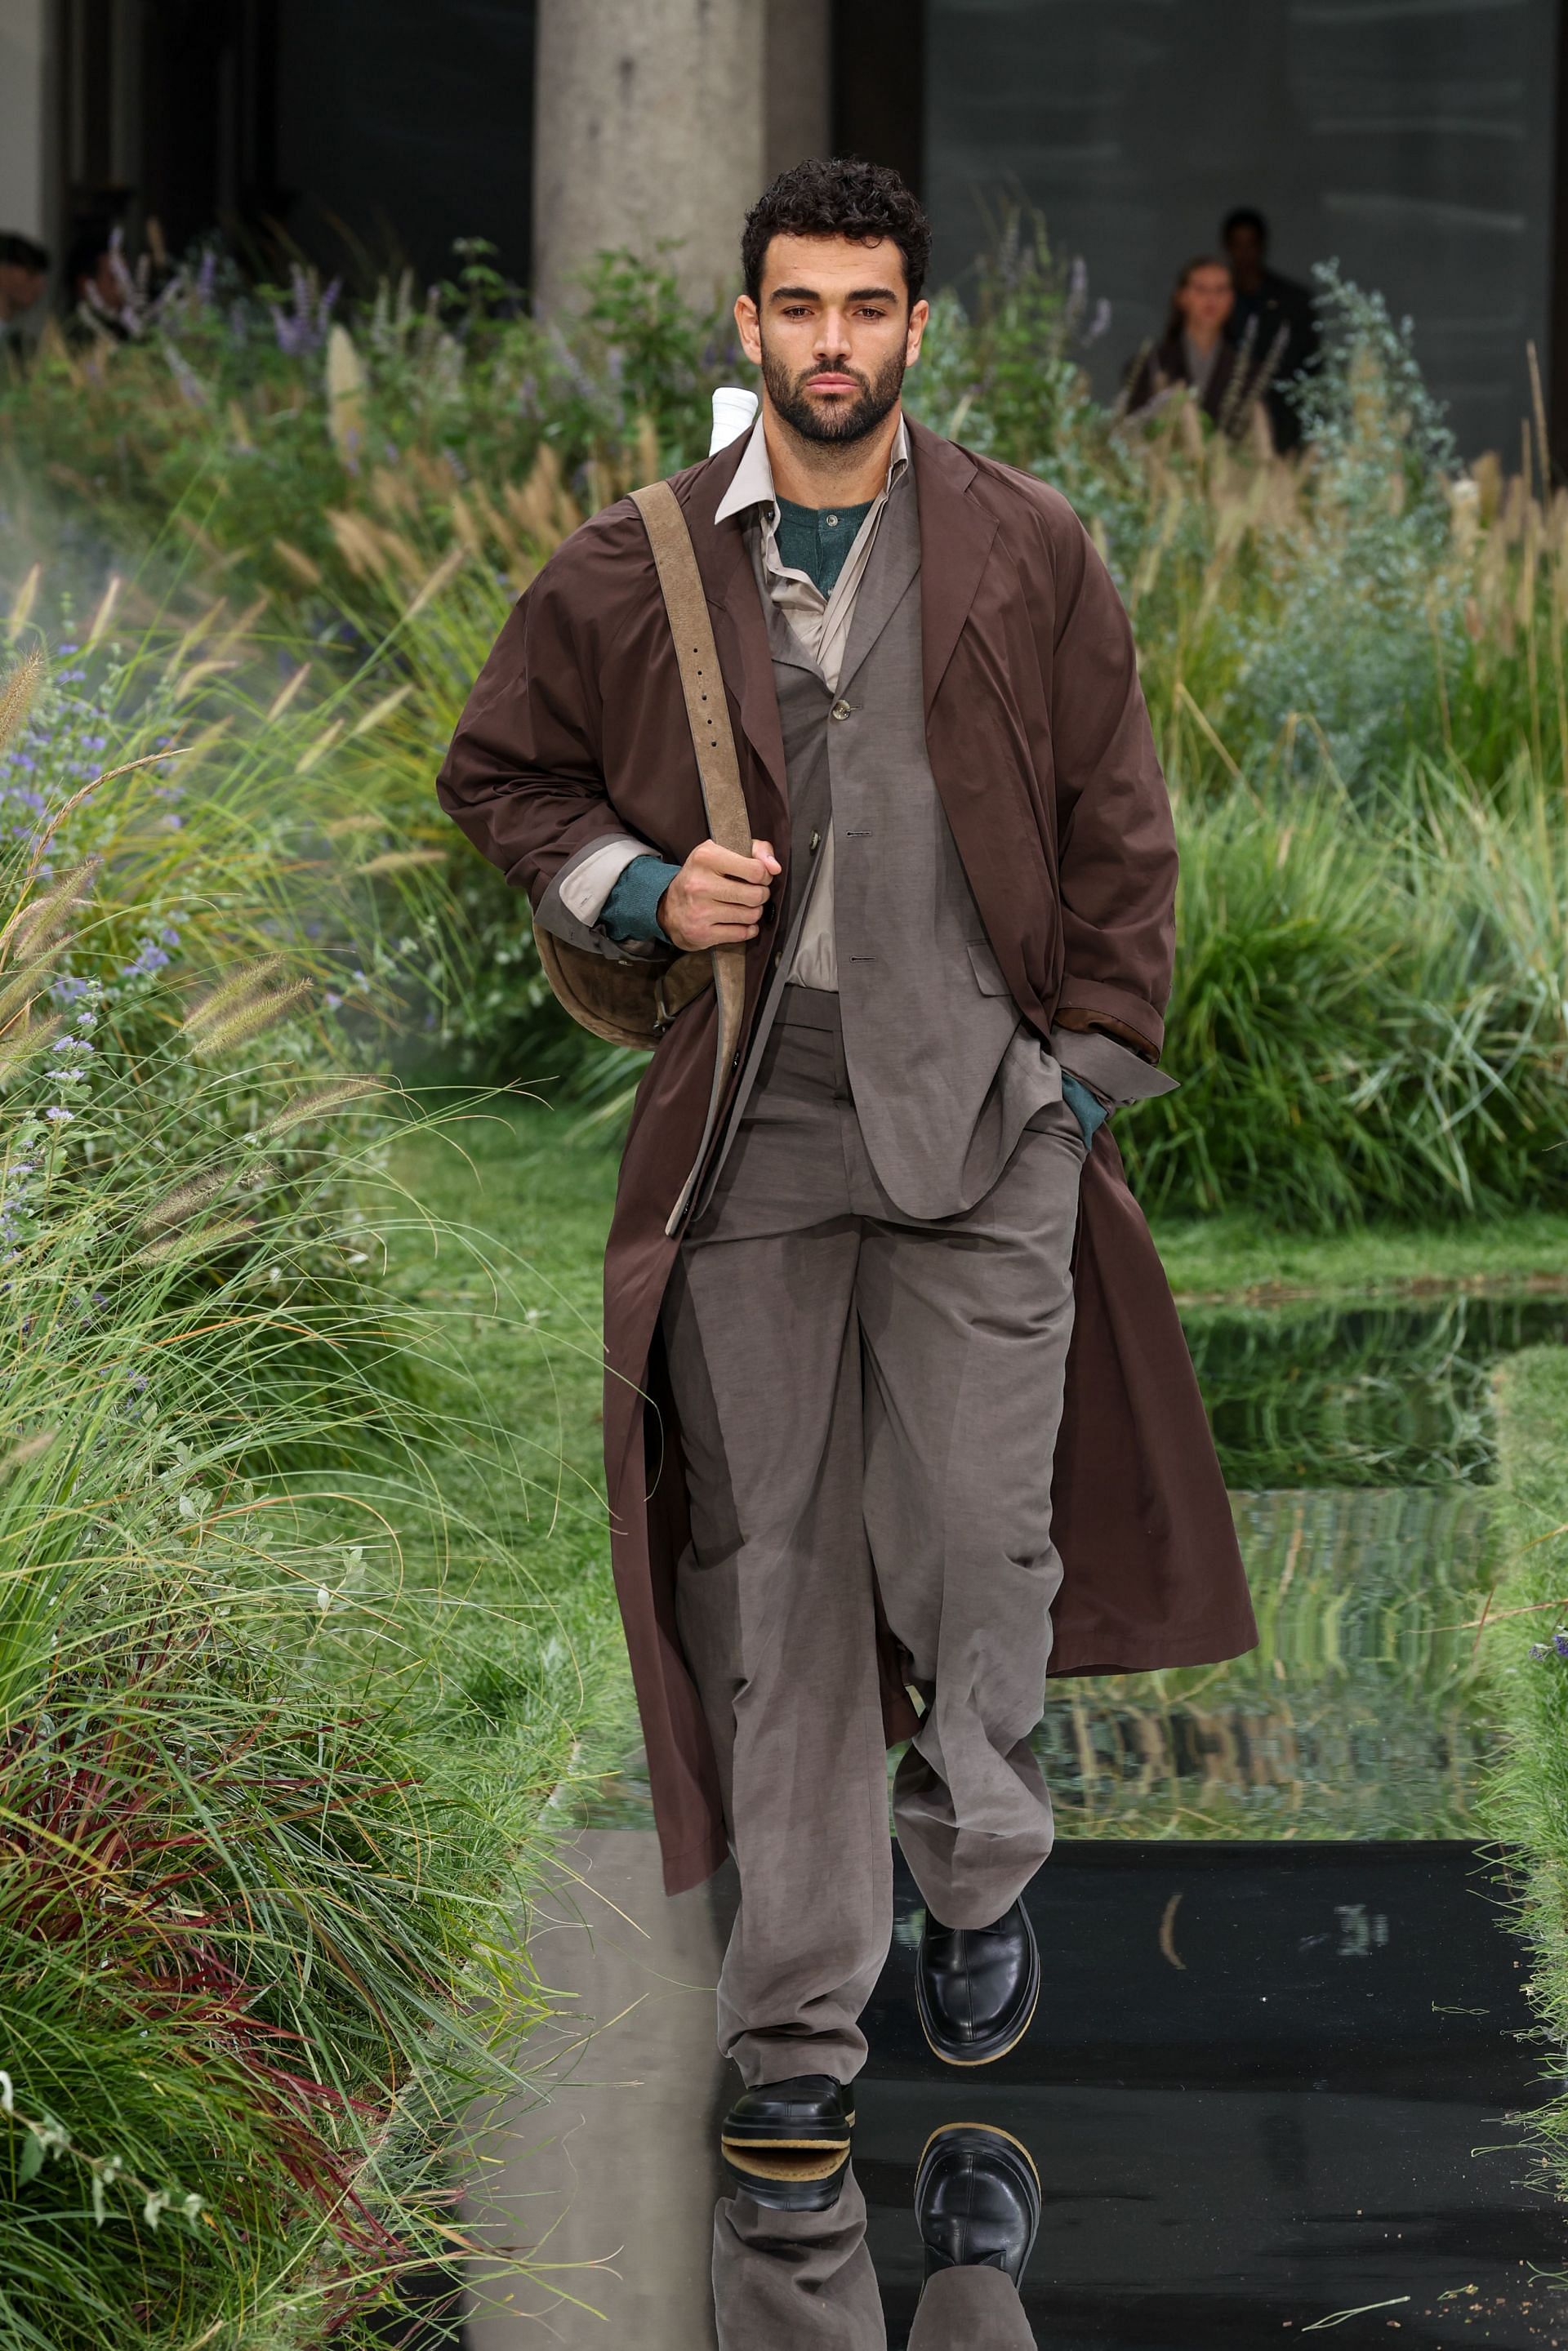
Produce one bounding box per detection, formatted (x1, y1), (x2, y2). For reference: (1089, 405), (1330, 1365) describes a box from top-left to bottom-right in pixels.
(6, 228), (1567, 1220)
(0, 646), (579, 2349)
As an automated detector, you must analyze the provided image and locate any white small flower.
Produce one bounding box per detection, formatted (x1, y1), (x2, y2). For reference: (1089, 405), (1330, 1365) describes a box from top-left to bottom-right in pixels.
(0, 2070), (12, 2116)
(316, 1585), (332, 1610)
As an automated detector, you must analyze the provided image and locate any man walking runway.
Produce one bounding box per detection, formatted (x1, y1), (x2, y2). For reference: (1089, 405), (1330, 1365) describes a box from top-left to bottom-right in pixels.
(439, 158), (1254, 2336)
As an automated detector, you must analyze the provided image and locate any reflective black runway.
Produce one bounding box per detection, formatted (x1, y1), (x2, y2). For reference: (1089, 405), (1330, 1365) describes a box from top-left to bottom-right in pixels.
(459, 1836), (1567, 2348)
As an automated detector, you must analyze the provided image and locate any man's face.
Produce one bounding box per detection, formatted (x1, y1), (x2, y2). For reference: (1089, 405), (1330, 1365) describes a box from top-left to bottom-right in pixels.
(735, 234), (929, 447)
(1224, 224), (1266, 291)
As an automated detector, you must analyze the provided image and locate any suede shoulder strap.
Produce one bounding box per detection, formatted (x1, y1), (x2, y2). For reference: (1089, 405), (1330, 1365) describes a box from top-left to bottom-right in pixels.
(630, 480), (751, 858)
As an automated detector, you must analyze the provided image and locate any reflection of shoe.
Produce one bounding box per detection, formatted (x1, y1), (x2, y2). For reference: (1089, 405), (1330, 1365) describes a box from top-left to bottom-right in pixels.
(721, 2075), (854, 2211)
(916, 1898), (1040, 2065)
(915, 2122), (1040, 2286)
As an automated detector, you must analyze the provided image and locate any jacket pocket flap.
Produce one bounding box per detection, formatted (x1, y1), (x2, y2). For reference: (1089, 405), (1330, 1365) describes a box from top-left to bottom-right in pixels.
(966, 939), (1013, 997)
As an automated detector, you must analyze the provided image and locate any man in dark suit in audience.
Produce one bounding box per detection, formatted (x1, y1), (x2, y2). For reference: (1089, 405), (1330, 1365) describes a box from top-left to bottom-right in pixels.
(1221, 207), (1319, 452)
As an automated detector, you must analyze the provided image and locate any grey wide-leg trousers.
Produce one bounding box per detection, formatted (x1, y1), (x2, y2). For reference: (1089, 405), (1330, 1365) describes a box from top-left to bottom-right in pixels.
(715, 2171), (1036, 2349)
(662, 989), (1084, 2086)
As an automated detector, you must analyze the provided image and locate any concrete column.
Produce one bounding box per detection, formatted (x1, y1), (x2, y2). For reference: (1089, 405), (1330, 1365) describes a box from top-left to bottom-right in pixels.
(534, 0), (768, 314)
(766, 0), (832, 184)
(0, 0), (49, 239)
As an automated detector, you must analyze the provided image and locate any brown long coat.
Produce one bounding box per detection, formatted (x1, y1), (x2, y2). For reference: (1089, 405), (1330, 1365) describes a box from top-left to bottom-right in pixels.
(439, 418), (1257, 1895)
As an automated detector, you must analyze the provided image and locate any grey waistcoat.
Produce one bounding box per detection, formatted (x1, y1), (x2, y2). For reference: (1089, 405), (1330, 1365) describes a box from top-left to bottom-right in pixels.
(700, 470), (1061, 1225)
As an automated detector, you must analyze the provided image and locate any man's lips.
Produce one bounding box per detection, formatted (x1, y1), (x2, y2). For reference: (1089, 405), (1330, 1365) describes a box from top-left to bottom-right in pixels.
(804, 374), (860, 394)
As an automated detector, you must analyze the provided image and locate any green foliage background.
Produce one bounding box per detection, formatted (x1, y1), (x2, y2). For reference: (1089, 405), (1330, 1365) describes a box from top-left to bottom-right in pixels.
(2, 220), (1568, 2341)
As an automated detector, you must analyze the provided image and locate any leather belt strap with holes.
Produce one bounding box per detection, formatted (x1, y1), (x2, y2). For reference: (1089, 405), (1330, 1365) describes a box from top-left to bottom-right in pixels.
(529, 479), (755, 1229)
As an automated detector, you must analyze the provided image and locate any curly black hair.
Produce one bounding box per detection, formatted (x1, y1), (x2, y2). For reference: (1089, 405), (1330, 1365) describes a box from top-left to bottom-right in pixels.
(741, 157), (932, 308)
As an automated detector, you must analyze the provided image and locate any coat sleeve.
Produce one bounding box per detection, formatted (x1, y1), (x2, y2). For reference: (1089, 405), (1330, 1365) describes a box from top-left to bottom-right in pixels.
(434, 523), (645, 913)
(1046, 510), (1178, 1061)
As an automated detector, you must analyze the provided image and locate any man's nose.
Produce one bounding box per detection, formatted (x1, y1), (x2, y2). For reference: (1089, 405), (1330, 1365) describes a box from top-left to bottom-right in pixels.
(813, 311), (851, 359)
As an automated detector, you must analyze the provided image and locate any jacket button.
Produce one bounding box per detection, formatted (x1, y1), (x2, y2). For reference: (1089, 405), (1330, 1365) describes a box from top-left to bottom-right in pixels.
(830, 698), (853, 721)
(809, 828), (821, 853)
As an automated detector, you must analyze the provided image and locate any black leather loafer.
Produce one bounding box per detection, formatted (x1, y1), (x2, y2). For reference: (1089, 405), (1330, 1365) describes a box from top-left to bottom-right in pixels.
(915, 2121), (1040, 2287)
(916, 1897), (1040, 2066)
(721, 2075), (854, 2210)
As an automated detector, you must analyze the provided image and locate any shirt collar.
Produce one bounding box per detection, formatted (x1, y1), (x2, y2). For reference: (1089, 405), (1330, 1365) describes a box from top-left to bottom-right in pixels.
(714, 411), (910, 526)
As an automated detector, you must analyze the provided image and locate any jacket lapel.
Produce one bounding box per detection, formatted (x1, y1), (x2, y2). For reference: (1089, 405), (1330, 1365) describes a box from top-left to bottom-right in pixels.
(835, 469), (922, 697)
(677, 445), (790, 851)
(909, 418), (997, 719)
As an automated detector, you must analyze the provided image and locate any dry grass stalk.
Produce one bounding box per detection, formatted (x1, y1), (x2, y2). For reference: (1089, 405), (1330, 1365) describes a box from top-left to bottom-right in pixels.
(0, 648), (45, 751)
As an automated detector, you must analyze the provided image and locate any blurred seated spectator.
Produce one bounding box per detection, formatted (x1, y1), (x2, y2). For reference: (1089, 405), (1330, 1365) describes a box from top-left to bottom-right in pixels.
(65, 222), (132, 341)
(1220, 206), (1319, 452)
(0, 233), (49, 364)
(1123, 256), (1244, 429)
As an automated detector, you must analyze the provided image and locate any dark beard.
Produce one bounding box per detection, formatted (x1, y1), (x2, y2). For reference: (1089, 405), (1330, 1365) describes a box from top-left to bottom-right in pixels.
(760, 339), (906, 447)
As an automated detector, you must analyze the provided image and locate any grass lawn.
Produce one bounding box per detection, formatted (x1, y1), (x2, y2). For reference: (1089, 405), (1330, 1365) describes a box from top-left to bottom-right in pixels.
(1487, 1348), (1568, 2197)
(381, 1093), (635, 1792)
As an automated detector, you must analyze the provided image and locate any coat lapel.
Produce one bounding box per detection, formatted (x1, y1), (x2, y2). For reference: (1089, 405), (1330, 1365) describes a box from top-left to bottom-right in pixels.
(908, 418), (997, 719)
(677, 444), (790, 852)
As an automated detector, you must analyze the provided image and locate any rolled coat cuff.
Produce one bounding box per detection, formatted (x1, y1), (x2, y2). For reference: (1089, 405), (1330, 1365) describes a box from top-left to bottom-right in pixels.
(533, 833), (670, 965)
(1051, 1024), (1179, 1109)
(1054, 977), (1165, 1059)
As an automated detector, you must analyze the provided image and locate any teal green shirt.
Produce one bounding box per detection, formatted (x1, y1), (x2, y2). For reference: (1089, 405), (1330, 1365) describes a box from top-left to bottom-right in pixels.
(773, 497), (875, 599)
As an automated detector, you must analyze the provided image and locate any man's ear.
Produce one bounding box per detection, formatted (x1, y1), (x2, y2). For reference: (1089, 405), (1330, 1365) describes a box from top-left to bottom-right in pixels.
(906, 297), (930, 367)
(734, 293), (762, 367)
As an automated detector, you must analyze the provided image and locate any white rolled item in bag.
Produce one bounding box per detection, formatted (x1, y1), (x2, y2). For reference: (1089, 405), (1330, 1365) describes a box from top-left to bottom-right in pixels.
(710, 385), (759, 452)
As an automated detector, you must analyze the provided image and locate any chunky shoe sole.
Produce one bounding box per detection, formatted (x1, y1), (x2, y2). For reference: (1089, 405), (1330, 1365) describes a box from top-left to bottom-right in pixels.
(721, 2139), (850, 2210)
(915, 1917), (1041, 2067)
(719, 2108), (855, 2151)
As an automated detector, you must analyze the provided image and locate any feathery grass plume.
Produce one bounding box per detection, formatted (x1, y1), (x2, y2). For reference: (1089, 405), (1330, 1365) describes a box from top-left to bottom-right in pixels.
(1, 858), (98, 964)
(137, 1168), (236, 1234)
(180, 954), (290, 1035)
(0, 1430), (56, 1476)
(265, 661), (311, 720)
(183, 977), (313, 1057)
(0, 1009), (62, 1083)
(6, 562), (42, 640)
(82, 573), (122, 648)
(264, 1076), (388, 1134)
(131, 1213), (258, 1265)
(359, 848), (448, 875)
(0, 645), (45, 750)
(326, 323), (367, 466)
(296, 716), (345, 773)
(273, 538), (324, 587)
(0, 942), (69, 1028)
(347, 683), (414, 739)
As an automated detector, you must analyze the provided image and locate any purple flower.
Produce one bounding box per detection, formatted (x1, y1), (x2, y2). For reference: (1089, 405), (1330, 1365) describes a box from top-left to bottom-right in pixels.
(1531, 1645), (1548, 1661)
(43, 1107), (74, 1124)
(1554, 1632), (1568, 1660)
(50, 1036), (92, 1053)
(122, 938), (171, 978)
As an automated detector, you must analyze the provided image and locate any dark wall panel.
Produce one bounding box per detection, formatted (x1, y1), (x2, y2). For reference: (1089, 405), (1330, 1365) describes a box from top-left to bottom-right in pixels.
(275, 0), (536, 288)
(926, 0), (1558, 458)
